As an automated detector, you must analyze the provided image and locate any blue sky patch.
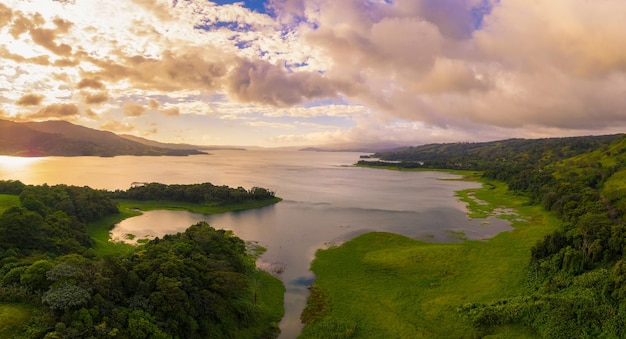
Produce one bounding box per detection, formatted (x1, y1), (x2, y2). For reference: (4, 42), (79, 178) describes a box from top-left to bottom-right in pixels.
(211, 0), (268, 14)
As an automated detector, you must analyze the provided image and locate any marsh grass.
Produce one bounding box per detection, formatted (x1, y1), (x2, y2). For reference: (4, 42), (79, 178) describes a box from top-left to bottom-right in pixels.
(301, 180), (559, 338)
(85, 208), (138, 257)
(235, 270), (286, 338)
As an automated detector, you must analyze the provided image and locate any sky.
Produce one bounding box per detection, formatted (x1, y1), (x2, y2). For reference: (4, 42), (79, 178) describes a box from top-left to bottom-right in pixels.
(1, 0), (626, 148)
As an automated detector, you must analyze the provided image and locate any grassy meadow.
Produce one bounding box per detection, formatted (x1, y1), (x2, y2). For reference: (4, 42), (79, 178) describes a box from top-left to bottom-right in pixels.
(0, 303), (40, 338)
(0, 194), (19, 213)
(300, 178), (559, 338)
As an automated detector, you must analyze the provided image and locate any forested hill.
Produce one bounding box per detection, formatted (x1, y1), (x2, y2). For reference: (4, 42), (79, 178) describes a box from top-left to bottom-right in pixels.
(0, 119), (205, 157)
(366, 134), (623, 169)
(362, 134), (626, 337)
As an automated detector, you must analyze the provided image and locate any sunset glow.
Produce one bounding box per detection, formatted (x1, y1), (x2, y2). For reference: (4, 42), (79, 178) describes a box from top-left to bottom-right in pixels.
(1, 0), (625, 147)
(0, 155), (44, 171)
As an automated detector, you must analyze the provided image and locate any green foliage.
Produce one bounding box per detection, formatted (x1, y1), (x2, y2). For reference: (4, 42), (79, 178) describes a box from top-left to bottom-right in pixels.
(0, 303), (53, 339)
(369, 135), (622, 171)
(20, 260), (54, 291)
(0, 303), (35, 338)
(18, 184), (119, 223)
(347, 134), (626, 337)
(111, 182), (276, 205)
(301, 180), (558, 338)
(234, 270), (285, 338)
(127, 309), (170, 339)
(0, 180), (284, 338)
(42, 283), (91, 311)
(0, 193), (20, 214)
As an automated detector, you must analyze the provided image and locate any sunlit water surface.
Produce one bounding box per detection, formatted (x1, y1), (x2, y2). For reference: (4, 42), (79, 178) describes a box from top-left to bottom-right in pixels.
(0, 151), (512, 338)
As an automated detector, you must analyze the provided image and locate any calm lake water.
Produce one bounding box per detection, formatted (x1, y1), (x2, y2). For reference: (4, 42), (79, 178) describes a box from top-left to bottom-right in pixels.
(0, 151), (512, 338)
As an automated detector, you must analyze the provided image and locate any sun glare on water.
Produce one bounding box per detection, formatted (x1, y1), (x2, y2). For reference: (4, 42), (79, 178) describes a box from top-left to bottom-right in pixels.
(0, 156), (45, 171)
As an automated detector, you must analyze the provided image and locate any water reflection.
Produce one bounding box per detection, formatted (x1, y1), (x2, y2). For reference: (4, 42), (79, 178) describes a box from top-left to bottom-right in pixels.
(0, 156), (46, 176)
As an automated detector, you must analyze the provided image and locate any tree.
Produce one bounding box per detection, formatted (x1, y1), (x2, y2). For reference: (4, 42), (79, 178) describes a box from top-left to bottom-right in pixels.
(21, 260), (54, 291)
(0, 206), (50, 252)
(42, 283), (91, 311)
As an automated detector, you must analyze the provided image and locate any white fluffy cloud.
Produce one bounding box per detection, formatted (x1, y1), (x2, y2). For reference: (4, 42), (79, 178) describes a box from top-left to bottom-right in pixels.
(0, 0), (625, 146)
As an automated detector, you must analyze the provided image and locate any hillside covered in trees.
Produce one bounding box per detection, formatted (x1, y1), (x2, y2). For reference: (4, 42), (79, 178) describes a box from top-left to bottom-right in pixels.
(0, 119), (205, 157)
(356, 134), (626, 337)
(0, 181), (283, 338)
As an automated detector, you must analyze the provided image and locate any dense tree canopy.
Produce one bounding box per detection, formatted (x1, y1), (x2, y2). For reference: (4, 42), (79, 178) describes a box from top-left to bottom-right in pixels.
(0, 181), (282, 338)
(110, 182), (276, 204)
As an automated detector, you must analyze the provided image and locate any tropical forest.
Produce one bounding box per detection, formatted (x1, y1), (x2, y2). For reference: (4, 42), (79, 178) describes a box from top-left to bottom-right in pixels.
(0, 181), (283, 338)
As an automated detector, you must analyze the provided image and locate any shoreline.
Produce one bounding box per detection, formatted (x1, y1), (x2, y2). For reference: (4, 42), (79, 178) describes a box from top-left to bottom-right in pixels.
(299, 169), (557, 338)
(86, 197), (282, 256)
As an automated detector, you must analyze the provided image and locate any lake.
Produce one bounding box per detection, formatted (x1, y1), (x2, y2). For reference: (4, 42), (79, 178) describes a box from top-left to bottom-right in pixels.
(0, 151), (512, 338)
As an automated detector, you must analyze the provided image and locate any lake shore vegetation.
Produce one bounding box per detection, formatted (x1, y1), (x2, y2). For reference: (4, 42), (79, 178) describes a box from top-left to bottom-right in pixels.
(301, 179), (557, 338)
(0, 180), (284, 338)
(304, 134), (626, 337)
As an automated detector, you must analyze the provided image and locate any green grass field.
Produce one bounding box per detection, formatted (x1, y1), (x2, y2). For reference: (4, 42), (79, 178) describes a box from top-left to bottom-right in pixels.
(300, 179), (559, 338)
(0, 303), (38, 338)
(0, 194), (19, 214)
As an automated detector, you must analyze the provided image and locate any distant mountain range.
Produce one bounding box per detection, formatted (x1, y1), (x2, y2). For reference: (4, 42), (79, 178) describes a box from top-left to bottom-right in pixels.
(118, 134), (245, 151)
(299, 142), (407, 153)
(0, 119), (206, 157)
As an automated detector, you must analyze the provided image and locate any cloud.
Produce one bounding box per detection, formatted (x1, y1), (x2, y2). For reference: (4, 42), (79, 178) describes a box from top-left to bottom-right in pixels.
(141, 127), (157, 136)
(266, 104), (367, 118)
(27, 16), (73, 56)
(475, 0), (626, 77)
(85, 49), (231, 92)
(2, 0), (626, 147)
(227, 58), (355, 106)
(246, 121), (295, 129)
(8, 11), (38, 39)
(148, 99), (160, 109)
(100, 120), (136, 133)
(77, 78), (105, 89)
(0, 46), (50, 66)
(262, 0), (626, 136)
(161, 106), (180, 116)
(85, 108), (98, 118)
(31, 103), (80, 119)
(16, 93), (44, 106)
(122, 102), (146, 117)
(130, 0), (176, 22)
(0, 3), (12, 28)
(83, 92), (109, 104)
